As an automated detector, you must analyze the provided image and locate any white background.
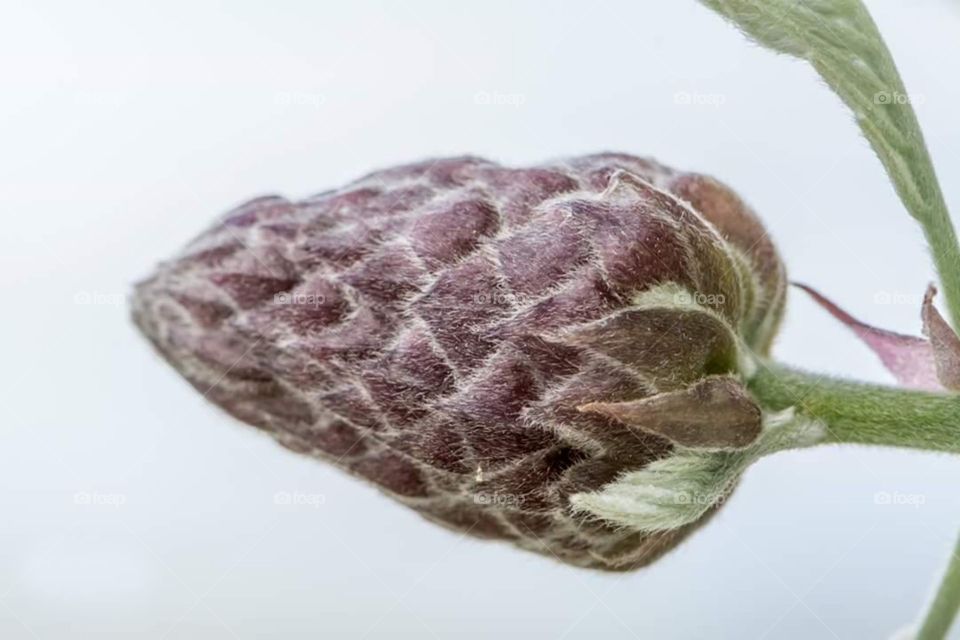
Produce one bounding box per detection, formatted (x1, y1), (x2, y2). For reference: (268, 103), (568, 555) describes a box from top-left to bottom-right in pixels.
(2, 1), (960, 638)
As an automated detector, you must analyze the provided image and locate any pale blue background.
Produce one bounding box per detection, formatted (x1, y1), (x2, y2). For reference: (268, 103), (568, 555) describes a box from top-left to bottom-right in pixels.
(2, 1), (960, 637)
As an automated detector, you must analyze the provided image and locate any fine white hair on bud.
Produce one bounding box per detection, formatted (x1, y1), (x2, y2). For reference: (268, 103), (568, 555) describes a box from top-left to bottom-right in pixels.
(569, 408), (827, 532)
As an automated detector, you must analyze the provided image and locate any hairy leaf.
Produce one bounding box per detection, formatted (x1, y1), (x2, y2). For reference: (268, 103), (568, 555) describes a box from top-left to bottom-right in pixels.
(699, 0), (960, 328)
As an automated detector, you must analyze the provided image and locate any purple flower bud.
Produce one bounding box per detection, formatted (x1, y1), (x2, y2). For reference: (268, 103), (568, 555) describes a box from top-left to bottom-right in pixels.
(132, 153), (786, 570)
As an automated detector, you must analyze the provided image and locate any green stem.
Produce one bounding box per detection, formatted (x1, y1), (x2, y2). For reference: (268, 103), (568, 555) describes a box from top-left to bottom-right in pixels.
(919, 192), (960, 333)
(749, 361), (960, 639)
(917, 534), (960, 640)
(696, 3), (960, 634)
(698, 0), (960, 330)
(749, 362), (960, 454)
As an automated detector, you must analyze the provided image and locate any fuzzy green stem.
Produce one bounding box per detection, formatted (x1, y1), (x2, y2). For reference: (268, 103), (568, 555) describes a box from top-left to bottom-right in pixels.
(697, 3), (960, 634)
(749, 362), (960, 454)
(917, 534), (960, 640)
(697, 0), (960, 330)
(923, 202), (960, 334)
(750, 361), (960, 639)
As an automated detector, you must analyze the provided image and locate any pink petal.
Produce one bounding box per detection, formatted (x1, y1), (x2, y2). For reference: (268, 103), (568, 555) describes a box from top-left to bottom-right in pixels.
(795, 283), (943, 391)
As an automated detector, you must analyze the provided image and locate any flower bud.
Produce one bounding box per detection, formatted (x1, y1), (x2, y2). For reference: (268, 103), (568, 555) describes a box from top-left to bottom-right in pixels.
(132, 153), (786, 570)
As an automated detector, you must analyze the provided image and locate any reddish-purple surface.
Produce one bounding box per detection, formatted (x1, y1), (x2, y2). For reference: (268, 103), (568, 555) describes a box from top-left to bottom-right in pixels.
(799, 283), (960, 393)
(133, 153), (785, 570)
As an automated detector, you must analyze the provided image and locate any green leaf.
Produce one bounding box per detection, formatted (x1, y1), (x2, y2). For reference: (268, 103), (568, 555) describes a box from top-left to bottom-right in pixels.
(570, 407), (826, 532)
(698, 0), (960, 329)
